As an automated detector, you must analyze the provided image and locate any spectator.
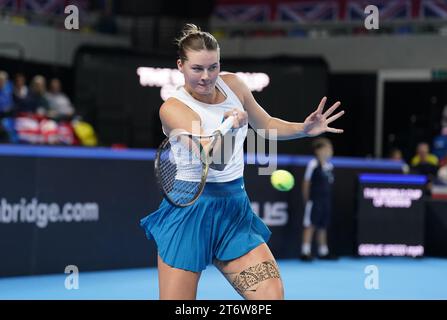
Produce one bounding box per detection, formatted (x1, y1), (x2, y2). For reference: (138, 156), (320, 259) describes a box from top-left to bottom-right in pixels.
(411, 142), (439, 195)
(94, 4), (117, 35)
(432, 105), (447, 161)
(12, 73), (29, 111)
(438, 164), (447, 185)
(411, 142), (439, 172)
(46, 78), (75, 119)
(389, 147), (403, 161)
(0, 71), (13, 114)
(389, 147), (410, 174)
(20, 75), (50, 115)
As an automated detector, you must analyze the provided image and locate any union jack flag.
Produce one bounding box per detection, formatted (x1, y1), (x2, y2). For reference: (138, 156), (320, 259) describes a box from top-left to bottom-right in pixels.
(420, 0), (447, 18)
(346, 0), (412, 21)
(276, 1), (339, 22)
(214, 4), (271, 22)
(0, 0), (88, 15)
(23, 0), (65, 14)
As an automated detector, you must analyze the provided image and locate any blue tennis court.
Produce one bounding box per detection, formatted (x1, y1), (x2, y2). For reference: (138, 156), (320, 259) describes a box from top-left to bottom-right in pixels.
(1, 257), (446, 300)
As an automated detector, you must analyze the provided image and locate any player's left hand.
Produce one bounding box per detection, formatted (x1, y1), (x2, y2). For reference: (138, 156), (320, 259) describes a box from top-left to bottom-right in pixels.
(303, 97), (345, 137)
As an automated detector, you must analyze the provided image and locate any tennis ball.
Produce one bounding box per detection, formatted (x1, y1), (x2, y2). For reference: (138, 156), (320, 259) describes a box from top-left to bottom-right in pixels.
(271, 170), (295, 192)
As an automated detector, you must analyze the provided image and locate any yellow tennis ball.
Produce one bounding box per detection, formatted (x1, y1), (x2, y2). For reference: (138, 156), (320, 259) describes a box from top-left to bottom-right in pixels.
(271, 170), (295, 192)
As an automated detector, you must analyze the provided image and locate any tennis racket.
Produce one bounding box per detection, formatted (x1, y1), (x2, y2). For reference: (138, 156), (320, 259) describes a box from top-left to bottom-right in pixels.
(155, 116), (235, 207)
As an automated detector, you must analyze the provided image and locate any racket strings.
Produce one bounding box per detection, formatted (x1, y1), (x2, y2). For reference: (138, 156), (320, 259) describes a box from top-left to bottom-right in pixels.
(157, 136), (206, 205)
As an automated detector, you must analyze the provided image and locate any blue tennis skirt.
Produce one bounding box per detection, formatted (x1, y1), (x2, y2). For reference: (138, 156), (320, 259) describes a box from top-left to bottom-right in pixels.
(140, 177), (271, 272)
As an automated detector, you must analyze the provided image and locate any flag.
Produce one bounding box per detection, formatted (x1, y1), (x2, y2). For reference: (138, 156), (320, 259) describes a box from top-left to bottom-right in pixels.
(22, 0), (65, 14)
(420, 0), (447, 18)
(347, 0), (412, 21)
(276, 1), (339, 23)
(19, 0), (88, 15)
(214, 4), (271, 22)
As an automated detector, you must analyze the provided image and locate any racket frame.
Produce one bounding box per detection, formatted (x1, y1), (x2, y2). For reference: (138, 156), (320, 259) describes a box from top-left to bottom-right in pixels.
(155, 131), (221, 207)
(154, 115), (235, 207)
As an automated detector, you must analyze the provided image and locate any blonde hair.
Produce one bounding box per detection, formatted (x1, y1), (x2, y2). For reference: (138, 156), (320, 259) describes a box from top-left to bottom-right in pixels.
(175, 23), (219, 62)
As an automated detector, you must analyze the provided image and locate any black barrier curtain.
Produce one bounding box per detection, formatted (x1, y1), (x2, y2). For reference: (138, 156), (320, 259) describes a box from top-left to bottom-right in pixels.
(384, 81), (447, 161)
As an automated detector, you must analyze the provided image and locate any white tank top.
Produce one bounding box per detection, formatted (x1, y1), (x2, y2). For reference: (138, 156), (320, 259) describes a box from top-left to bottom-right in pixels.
(166, 76), (247, 182)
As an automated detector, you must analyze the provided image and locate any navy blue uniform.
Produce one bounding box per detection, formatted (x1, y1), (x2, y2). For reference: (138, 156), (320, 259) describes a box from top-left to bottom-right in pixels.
(303, 158), (334, 228)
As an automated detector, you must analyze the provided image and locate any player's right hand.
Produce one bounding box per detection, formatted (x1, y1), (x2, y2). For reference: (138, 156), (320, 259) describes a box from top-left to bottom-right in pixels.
(224, 108), (248, 129)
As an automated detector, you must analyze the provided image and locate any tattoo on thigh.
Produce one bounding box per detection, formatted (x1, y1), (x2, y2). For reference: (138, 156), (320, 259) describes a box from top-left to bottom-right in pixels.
(225, 260), (281, 295)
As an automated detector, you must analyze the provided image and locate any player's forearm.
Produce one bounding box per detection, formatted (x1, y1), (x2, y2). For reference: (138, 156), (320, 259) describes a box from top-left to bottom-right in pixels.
(262, 117), (308, 140)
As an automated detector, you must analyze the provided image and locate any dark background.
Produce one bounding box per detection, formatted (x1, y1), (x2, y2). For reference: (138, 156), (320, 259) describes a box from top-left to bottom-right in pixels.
(73, 47), (329, 155)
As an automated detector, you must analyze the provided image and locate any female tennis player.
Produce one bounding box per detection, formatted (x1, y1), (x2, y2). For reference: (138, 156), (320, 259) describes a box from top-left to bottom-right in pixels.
(140, 24), (345, 300)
